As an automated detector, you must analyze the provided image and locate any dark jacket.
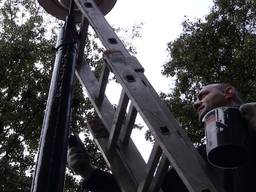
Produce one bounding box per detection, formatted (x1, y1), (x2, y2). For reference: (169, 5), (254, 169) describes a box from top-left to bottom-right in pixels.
(82, 141), (256, 192)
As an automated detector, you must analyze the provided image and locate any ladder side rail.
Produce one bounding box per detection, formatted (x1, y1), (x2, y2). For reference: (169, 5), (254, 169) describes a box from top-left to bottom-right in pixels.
(76, 62), (113, 123)
(132, 65), (223, 192)
(75, 0), (130, 56)
(103, 52), (224, 192)
(75, 59), (147, 188)
(132, 60), (219, 190)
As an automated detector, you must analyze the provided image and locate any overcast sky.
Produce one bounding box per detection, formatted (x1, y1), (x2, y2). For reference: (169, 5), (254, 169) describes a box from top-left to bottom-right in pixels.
(104, 0), (214, 160)
(106, 0), (213, 94)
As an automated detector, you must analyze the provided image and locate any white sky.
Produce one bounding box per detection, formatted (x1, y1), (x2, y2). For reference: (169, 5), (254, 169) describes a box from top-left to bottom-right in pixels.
(104, 0), (214, 160)
(106, 0), (213, 94)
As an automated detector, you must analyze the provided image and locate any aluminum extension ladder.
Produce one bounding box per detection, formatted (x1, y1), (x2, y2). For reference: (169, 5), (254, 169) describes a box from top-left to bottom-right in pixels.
(33, 0), (225, 191)
(70, 0), (225, 191)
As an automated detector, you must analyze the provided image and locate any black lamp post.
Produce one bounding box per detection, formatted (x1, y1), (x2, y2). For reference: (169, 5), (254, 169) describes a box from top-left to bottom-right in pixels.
(31, 0), (117, 191)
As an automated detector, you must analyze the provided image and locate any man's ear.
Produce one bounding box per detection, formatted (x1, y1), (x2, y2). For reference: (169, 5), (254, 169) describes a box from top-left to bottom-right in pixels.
(224, 86), (235, 100)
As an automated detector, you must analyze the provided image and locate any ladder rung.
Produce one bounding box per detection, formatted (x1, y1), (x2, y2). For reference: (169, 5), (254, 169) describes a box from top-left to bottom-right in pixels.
(108, 89), (129, 151)
(97, 63), (110, 106)
(77, 17), (89, 66)
(137, 144), (162, 192)
(149, 155), (169, 192)
(120, 104), (137, 145)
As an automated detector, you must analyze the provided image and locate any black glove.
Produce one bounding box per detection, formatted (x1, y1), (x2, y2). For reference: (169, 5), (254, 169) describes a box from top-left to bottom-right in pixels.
(67, 135), (95, 178)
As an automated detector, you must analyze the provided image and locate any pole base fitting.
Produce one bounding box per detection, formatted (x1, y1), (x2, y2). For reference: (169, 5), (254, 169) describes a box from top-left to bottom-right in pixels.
(38, 0), (117, 22)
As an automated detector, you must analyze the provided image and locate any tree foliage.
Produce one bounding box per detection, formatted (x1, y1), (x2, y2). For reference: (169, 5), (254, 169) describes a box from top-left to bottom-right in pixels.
(162, 0), (256, 143)
(0, 0), (142, 190)
(0, 1), (54, 191)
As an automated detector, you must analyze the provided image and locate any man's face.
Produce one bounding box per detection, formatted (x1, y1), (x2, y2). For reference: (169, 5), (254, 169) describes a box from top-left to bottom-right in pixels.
(194, 84), (229, 121)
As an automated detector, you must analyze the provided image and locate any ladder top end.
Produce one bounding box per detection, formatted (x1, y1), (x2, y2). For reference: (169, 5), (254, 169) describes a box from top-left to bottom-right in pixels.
(38, 0), (117, 22)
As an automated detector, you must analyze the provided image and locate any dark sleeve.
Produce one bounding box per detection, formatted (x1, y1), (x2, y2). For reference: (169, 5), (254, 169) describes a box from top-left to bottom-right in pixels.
(161, 145), (207, 192)
(82, 169), (121, 192)
(161, 168), (189, 192)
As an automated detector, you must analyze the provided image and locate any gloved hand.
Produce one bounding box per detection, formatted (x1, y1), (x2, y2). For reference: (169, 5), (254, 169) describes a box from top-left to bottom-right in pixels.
(240, 103), (256, 133)
(67, 135), (95, 178)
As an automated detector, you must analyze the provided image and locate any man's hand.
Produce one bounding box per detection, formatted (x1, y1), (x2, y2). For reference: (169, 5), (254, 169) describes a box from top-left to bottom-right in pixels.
(67, 135), (95, 178)
(240, 103), (256, 133)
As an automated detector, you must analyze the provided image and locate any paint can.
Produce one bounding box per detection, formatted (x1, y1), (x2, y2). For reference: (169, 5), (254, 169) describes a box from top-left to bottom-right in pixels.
(202, 107), (248, 169)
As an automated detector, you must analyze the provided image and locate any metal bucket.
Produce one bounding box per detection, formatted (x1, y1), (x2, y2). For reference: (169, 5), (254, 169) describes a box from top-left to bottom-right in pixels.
(202, 107), (248, 169)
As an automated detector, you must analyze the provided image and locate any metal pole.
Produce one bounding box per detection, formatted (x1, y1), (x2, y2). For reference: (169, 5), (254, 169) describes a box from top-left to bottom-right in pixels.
(31, 1), (78, 191)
